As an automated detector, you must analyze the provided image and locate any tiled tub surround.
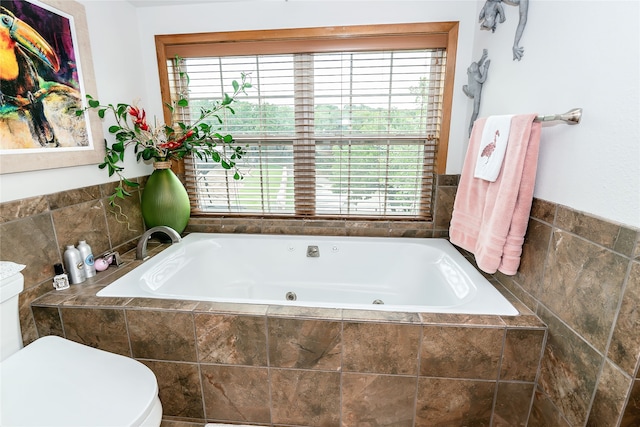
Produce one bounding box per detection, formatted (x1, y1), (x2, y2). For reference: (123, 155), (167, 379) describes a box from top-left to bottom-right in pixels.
(5, 172), (639, 426)
(31, 258), (546, 426)
(495, 199), (640, 426)
(0, 174), (456, 349)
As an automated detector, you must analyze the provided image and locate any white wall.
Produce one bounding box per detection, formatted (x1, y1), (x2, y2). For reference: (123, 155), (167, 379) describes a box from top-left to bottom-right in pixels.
(470, 0), (639, 228)
(0, 0), (151, 203)
(2, 0), (638, 228)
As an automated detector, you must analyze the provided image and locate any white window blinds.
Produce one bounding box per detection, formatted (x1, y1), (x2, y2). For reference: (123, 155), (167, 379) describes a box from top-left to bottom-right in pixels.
(159, 24), (456, 220)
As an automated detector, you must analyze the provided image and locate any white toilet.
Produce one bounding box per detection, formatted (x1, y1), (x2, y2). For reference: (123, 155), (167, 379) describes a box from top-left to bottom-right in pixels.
(0, 265), (163, 426)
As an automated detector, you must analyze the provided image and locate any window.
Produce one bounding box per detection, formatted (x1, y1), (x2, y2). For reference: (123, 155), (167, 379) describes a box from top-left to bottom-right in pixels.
(156, 23), (458, 220)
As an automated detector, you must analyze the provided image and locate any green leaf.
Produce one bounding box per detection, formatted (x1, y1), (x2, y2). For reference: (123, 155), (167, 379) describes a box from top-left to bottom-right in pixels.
(233, 172), (240, 180)
(108, 125), (120, 133)
(88, 99), (100, 108)
(142, 148), (154, 161)
(211, 152), (220, 162)
(112, 141), (125, 152)
(122, 178), (139, 188)
(98, 109), (106, 118)
(177, 98), (188, 108)
(232, 80), (239, 92)
(221, 160), (231, 169)
(75, 110), (84, 116)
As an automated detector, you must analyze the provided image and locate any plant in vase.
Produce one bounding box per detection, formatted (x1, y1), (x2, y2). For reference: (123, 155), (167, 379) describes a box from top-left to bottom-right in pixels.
(77, 68), (251, 233)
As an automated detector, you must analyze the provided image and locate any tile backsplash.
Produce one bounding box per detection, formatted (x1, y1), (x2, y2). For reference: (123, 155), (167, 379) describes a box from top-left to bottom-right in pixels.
(495, 199), (639, 426)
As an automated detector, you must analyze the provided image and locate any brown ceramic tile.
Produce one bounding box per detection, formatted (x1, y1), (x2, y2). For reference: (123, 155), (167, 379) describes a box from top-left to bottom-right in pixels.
(541, 230), (628, 352)
(537, 306), (603, 426)
(342, 373), (416, 427)
(500, 328), (545, 381)
(586, 359), (633, 426)
(61, 307), (130, 356)
(46, 186), (101, 210)
(104, 190), (145, 247)
(32, 306), (64, 338)
(142, 360), (204, 419)
(160, 420), (204, 427)
(19, 280), (57, 345)
(127, 309), (197, 361)
(420, 326), (504, 379)
(434, 186), (456, 229)
(343, 309), (421, 324)
(388, 226), (433, 238)
(530, 198), (557, 224)
(194, 301), (268, 316)
(621, 380), (640, 426)
(125, 297), (199, 311)
(51, 199), (111, 256)
(267, 318), (341, 370)
(200, 365), (270, 424)
(218, 219), (263, 234)
(437, 174), (459, 186)
(555, 206), (621, 249)
(61, 290), (131, 308)
(346, 223), (388, 237)
(270, 369), (340, 426)
(0, 196), (49, 224)
(342, 322), (420, 375)
(491, 282), (535, 316)
(609, 261), (640, 375)
(31, 288), (78, 306)
(415, 377), (494, 426)
(267, 305), (342, 320)
(513, 219), (551, 297)
(494, 272), (539, 314)
(195, 313), (267, 366)
(492, 382), (535, 427)
(528, 388), (571, 427)
(0, 213), (59, 288)
(419, 312), (506, 326)
(615, 227), (639, 257)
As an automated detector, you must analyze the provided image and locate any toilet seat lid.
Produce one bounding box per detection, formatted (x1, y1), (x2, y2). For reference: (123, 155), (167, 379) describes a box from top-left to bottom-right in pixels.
(1, 336), (159, 426)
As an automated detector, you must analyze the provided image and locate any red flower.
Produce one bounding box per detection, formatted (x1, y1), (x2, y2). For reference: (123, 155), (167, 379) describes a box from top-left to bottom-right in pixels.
(158, 130), (194, 151)
(128, 106), (149, 131)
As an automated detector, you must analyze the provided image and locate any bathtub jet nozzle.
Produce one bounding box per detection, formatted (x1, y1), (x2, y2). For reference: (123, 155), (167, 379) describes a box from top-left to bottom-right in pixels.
(306, 245), (320, 257)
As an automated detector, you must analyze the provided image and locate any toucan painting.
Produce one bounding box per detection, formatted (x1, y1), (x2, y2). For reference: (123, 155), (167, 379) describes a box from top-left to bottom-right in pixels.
(0, 0), (89, 150)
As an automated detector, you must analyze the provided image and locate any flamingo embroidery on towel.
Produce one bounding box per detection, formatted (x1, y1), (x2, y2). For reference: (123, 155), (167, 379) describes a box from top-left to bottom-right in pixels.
(473, 114), (513, 182)
(480, 130), (500, 163)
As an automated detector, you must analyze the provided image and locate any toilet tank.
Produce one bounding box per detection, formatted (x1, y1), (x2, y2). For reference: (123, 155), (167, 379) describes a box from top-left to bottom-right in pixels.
(0, 272), (25, 362)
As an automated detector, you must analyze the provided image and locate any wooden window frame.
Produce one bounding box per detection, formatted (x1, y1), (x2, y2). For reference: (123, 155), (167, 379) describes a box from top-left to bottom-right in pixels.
(155, 22), (458, 219)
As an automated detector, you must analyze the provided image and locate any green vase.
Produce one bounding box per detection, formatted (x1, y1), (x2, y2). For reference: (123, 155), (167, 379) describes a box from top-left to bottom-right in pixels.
(140, 162), (191, 234)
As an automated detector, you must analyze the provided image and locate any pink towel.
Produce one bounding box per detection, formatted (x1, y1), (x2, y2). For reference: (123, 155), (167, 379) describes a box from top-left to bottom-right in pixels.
(449, 114), (541, 275)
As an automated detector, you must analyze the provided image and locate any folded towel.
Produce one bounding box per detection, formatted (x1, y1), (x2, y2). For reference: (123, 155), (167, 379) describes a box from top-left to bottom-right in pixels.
(449, 114), (541, 275)
(473, 114), (513, 182)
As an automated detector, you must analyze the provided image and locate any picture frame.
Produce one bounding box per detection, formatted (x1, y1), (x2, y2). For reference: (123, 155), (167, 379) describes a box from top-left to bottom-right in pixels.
(0, 0), (105, 174)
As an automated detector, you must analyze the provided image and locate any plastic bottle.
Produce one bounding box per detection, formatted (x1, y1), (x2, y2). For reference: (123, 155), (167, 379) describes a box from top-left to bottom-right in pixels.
(63, 245), (86, 284)
(77, 240), (96, 278)
(52, 263), (70, 290)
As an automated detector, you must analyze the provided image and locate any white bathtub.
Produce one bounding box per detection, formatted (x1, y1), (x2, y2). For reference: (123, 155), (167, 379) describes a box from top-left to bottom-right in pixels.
(97, 233), (518, 315)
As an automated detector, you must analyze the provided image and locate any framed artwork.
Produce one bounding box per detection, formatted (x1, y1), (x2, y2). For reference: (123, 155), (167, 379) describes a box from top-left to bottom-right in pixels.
(0, 0), (104, 174)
